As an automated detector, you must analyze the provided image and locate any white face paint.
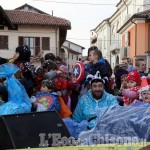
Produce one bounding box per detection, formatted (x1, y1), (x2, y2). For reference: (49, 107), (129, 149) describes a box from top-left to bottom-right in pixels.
(142, 91), (150, 103)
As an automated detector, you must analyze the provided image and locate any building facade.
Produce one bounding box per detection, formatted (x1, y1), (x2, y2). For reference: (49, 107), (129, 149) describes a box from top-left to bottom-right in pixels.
(118, 10), (150, 70)
(91, 0), (150, 70)
(0, 4), (71, 59)
(61, 40), (85, 69)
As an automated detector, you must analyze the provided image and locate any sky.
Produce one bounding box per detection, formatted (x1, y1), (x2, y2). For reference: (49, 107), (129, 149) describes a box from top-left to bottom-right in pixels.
(0, 0), (119, 56)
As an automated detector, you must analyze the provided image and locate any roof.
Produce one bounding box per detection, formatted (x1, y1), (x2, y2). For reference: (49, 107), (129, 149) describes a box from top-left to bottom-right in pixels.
(0, 6), (14, 28)
(132, 9), (150, 19)
(117, 9), (150, 33)
(65, 40), (85, 49)
(62, 45), (82, 54)
(116, 0), (122, 7)
(5, 10), (71, 29)
(15, 3), (48, 15)
(93, 6), (120, 32)
(94, 18), (110, 31)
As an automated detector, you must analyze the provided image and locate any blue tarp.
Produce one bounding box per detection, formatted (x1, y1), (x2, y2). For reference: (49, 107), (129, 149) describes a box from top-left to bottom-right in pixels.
(85, 101), (150, 144)
(0, 63), (31, 115)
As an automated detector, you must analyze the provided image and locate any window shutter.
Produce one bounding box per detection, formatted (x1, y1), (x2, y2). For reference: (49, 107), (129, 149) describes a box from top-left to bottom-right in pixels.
(128, 32), (130, 46)
(35, 37), (40, 56)
(148, 25), (150, 51)
(42, 37), (50, 50)
(0, 36), (8, 49)
(18, 36), (23, 45)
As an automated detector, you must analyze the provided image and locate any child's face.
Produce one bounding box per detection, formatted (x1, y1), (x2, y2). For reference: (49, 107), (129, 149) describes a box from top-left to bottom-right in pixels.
(40, 85), (50, 93)
(88, 51), (97, 63)
(142, 91), (150, 103)
(121, 77), (127, 88)
(59, 72), (68, 79)
(127, 80), (137, 88)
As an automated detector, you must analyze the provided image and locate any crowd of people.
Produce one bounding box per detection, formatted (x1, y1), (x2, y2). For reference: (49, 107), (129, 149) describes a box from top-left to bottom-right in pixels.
(0, 45), (150, 139)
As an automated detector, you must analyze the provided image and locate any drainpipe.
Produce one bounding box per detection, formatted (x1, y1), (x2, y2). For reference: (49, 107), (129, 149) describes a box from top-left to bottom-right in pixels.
(131, 18), (137, 58)
(123, 0), (128, 15)
(107, 20), (111, 65)
(55, 28), (58, 56)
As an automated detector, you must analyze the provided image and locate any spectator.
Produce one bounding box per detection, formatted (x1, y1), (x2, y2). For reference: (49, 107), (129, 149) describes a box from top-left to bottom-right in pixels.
(135, 58), (148, 76)
(55, 56), (63, 69)
(138, 77), (150, 104)
(72, 71), (118, 129)
(121, 70), (142, 106)
(45, 53), (55, 61)
(30, 79), (60, 112)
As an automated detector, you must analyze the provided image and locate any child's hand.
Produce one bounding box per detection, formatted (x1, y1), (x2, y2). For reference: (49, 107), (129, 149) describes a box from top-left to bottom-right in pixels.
(33, 102), (38, 107)
(121, 82), (127, 90)
(72, 77), (77, 83)
(120, 83), (125, 90)
(57, 91), (62, 96)
(38, 50), (44, 57)
(83, 60), (90, 65)
(8, 58), (14, 63)
(56, 70), (63, 75)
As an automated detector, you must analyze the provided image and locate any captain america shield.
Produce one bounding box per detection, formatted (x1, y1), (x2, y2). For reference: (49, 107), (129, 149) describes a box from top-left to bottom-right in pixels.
(73, 61), (84, 83)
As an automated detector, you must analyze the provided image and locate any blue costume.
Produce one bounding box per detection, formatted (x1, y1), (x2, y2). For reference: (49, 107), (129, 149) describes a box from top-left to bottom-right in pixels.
(34, 92), (60, 113)
(85, 58), (112, 78)
(72, 89), (118, 129)
(0, 64), (31, 115)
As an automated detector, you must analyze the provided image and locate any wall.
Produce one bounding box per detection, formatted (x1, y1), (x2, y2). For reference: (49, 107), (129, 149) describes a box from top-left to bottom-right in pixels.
(0, 25), (58, 58)
(95, 21), (112, 62)
(129, 26), (135, 63)
(63, 47), (80, 70)
(145, 22), (150, 51)
(92, 0), (150, 67)
(63, 41), (83, 54)
(136, 23), (146, 56)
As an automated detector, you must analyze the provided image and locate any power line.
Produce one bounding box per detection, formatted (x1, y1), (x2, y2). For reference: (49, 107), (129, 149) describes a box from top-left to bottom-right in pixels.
(33, 0), (147, 6)
(66, 37), (122, 41)
(33, 0), (118, 6)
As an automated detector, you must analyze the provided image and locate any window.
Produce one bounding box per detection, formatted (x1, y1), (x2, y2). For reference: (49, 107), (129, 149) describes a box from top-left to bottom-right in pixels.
(76, 55), (78, 60)
(24, 37), (35, 56)
(104, 36), (106, 49)
(18, 36), (40, 56)
(116, 22), (120, 47)
(42, 37), (50, 50)
(111, 26), (115, 44)
(0, 35), (8, 49)
(148, 25), (150, 50)
(125, 32), (130, 47)
(0, 25), (4, 30)
(128, 32), (130, 46)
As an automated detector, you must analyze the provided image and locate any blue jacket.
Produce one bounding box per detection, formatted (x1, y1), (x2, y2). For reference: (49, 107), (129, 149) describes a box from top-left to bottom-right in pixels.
(85, 58), (112, 78)
(72, 90), (118, 129)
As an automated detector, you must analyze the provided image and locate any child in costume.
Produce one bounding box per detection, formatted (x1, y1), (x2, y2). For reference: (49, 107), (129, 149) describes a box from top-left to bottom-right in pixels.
(56, 65), (79, 108)
(121, 70), (142, 106)
(138, 77), (150, 104)
(30, 79), (60, 112)
(43, 66), (73, 118)
(116, 74), (128, 106)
